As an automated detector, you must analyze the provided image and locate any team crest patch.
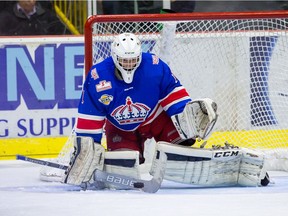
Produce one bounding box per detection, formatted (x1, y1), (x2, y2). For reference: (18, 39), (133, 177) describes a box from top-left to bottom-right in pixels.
(152, 55), (159, 65)
(99, 94), (113, 105)
(96, 80), (112, 92)
(91, 68), (99, 80)
(111, 96), (150, 125)
(112, 134), (122, 143)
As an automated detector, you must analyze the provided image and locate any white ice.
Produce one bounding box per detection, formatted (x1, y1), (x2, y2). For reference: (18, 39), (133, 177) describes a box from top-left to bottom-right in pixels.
(1, 160), (288, 216)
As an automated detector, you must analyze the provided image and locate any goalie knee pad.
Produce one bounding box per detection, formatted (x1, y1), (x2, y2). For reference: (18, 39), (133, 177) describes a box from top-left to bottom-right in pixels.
(101, 150), (141, 189)
(63, 136), (105, 186)
(150, 141), (269, 187)
(104, 150), (141, 179)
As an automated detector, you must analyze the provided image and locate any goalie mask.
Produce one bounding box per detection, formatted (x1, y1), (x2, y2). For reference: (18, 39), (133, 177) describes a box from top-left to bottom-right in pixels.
(111, 33), (142, 84)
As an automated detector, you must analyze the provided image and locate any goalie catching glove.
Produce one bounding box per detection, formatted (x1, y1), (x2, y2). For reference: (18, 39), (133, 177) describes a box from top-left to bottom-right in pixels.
(171, 98), (218, 140)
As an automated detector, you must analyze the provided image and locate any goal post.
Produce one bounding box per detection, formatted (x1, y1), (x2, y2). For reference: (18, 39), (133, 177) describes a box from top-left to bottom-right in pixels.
(40, 10), (288, 181)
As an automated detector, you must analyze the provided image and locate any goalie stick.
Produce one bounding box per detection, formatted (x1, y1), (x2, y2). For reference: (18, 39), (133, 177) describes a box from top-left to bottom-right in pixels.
(16, 154), (164, 193)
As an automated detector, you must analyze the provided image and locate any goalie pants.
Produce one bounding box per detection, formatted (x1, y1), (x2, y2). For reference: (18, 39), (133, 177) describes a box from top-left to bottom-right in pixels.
(105, 111), (195, 163)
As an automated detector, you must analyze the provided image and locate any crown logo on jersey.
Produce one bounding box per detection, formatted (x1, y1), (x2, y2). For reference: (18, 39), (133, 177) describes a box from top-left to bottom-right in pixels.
(111, 96), (150, 125)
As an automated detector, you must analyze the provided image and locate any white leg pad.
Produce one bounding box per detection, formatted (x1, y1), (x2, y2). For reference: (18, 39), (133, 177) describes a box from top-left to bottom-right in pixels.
(238, 148), (267, 186)
(104, 150), (141, 179)
(150, 141), (267, 187)
(63, 136), (105, 185)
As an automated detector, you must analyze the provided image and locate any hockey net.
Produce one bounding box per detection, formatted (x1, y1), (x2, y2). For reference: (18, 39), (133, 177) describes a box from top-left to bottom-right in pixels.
(40, 11), (288, 181)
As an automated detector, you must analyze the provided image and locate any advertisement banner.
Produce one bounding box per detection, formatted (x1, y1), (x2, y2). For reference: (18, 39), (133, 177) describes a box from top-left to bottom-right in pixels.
(0, 37), (84, 158)
(0, 37), (84, 138)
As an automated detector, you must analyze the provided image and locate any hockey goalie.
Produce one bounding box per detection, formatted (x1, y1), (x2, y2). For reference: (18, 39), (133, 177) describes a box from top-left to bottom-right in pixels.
(63, 32), (270, 192)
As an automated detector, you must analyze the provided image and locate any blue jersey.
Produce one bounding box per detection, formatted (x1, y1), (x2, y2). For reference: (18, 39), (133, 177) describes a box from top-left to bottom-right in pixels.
(75, 53), (191, 143)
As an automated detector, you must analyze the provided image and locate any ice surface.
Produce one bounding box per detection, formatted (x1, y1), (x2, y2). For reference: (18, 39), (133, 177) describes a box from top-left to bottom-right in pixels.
(1, 160), (288, 216)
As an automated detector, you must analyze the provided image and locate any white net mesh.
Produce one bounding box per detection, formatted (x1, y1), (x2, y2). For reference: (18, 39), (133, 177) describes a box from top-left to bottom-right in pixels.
(39, 130), (76, 182)
(88, 13), (288, 170)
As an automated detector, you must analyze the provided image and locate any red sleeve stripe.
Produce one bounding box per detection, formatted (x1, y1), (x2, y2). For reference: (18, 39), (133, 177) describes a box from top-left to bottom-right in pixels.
(160, 87), (190, 108)
(76, 117), (105, 130)
(162, 96), (191, 111)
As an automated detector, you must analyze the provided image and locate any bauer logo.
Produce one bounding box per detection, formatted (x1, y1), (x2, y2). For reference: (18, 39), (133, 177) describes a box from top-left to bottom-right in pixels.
(213, 150), (240, 158)
(106, 174), (136, 187)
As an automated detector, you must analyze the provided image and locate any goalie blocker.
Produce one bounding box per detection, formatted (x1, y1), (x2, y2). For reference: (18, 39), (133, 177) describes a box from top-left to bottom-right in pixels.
(150, 141), (270, 187)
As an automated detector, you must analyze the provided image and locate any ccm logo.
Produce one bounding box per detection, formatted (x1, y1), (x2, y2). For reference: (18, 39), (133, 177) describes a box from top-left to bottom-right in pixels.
(214, 150), (239, 158)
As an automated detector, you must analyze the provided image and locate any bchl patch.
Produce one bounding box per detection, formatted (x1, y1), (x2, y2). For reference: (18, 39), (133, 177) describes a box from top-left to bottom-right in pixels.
(91, 68), (99, 80)
(96, 80), (112, 92)
(99, 94), (113, 105)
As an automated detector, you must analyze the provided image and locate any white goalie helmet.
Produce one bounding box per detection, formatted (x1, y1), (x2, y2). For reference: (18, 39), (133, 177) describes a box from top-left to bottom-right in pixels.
(111, 33), (142, 84)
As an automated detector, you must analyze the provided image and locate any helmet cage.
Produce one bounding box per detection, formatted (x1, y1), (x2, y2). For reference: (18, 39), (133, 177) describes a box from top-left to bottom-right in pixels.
(111, 33), (142, 84)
